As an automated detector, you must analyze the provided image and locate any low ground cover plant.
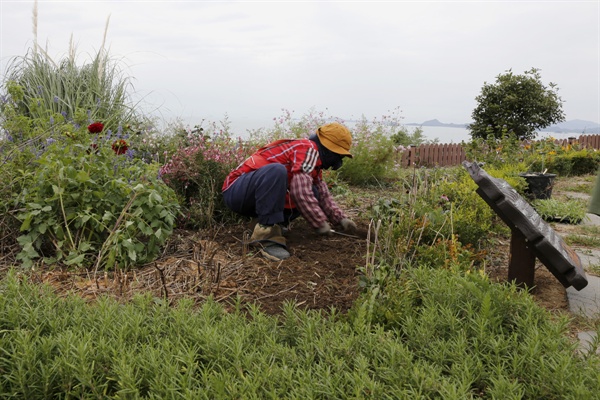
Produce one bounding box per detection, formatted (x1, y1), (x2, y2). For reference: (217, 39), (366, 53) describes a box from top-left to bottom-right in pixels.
(532, 198), (588, 224)
(1, 268), (598, 399)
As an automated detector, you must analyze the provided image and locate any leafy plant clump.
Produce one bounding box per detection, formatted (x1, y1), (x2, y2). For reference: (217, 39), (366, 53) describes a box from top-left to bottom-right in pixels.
(15, 138), (179, 270)
(532, 198), (588, 224)
(369, 167), (501, 262)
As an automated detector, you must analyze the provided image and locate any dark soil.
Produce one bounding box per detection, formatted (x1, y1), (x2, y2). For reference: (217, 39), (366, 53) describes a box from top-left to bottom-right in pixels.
(14, 219), (370, 316)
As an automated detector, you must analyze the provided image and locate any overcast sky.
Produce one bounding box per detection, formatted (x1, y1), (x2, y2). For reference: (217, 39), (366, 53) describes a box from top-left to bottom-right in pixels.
(1, 0), (599, 134)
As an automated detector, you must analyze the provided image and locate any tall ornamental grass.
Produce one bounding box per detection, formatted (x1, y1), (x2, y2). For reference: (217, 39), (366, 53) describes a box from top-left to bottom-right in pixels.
(2, 12), (141, 137)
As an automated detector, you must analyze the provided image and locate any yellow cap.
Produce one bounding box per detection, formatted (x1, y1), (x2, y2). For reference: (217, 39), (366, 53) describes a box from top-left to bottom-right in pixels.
(316, 123), (353, 158)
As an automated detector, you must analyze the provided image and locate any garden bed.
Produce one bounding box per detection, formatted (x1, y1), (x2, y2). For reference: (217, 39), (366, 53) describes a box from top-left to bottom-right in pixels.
(0, 194), (576, 317)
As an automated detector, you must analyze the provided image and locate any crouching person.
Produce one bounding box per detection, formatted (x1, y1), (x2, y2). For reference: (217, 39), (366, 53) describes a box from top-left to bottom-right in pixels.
(222, 122), (358, 260)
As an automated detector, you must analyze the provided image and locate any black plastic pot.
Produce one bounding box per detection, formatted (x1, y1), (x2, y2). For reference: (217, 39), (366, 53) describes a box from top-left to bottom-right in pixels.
(519, 173), (557, 200)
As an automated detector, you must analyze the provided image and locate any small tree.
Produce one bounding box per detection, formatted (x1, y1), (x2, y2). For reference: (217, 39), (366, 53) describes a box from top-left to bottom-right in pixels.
(469, 68), (565, 140)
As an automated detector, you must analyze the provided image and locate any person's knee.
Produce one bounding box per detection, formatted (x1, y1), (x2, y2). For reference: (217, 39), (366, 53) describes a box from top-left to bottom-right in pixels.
(256, 163), (287, 188)
(261, 163), (287, 180)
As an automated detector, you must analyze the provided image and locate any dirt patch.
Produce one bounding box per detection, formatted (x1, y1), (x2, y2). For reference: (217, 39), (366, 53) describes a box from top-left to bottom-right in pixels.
(5, 217), (573, 316)
(484, 240), (569, 313)
(13, 219), (370, 316)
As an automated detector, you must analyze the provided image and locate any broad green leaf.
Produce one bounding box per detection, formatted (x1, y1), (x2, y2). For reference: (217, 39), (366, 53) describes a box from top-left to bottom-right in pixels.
(20, 214), (33, 231)
(102, 211), (114, 222)
(78, 241), (92, 252)
(106, 249), (116, 269)
(21, 241), (40, 258)
(75, 170), (90, 183)
(52, 184), (64, 195)
(64, 253), (86, 266)
(128, 249), (137, 262)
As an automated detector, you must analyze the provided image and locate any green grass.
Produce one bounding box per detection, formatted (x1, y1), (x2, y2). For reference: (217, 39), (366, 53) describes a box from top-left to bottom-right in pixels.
(554, 175), (596, 194)
(565, 234), (600, 248)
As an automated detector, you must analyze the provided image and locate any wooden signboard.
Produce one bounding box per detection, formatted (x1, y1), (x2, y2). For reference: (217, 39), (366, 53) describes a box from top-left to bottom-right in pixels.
(463, 161), (588, 291)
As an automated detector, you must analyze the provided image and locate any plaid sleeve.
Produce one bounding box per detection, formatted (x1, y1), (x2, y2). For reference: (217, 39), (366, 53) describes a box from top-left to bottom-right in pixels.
(289, 173), (328, 229)
(315, 180), (346, 225)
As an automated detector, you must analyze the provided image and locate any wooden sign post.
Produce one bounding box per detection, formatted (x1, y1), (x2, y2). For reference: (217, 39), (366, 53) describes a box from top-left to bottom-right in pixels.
(463, 161), (588, 291)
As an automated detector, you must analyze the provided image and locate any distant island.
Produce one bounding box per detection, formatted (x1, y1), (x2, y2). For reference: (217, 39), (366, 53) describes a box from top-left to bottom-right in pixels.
(405, 119), (468, 129)
(405, 119), (600, 134)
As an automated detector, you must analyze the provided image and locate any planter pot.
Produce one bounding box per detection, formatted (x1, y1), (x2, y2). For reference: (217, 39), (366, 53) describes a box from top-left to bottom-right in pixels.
(519, 173), (557, 200)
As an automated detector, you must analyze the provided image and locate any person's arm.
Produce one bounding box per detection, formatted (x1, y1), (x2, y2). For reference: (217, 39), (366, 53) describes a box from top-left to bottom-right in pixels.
(314, 179), (346, 225)
(289, 173), (328, 229)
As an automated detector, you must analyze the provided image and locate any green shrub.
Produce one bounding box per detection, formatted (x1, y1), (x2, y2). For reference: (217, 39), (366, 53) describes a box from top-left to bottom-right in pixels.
(337, 115), (400, 186)
(14, 139), (179, 270)
(390, 125), (428, 147)
(533, 149), (600, 176)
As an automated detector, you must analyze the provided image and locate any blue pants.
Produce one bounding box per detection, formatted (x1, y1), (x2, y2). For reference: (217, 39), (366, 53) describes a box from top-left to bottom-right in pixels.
(223, 163), (288, 226)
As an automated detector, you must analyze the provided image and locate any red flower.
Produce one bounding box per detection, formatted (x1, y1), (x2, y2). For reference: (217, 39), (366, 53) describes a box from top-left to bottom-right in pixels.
(87, 143), (99, 154)
(88, 122), (104, 133)
(112, 139), (129, 155)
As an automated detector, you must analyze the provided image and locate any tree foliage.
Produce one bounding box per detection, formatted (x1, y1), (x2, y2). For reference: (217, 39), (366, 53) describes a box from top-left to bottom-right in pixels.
(469, 68), (565, 140)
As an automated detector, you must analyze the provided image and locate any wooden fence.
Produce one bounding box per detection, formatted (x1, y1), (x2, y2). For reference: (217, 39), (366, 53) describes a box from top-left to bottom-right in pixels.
(399, 134), (600, 168)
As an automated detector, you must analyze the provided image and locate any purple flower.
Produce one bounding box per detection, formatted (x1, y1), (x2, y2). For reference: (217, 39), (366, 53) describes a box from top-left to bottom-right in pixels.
(125, 149), (135, 160)
(53, 96), (59, 103)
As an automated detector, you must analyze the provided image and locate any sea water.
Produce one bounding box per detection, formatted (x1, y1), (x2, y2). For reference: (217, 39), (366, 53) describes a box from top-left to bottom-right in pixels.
(224, 118), (589, 144)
